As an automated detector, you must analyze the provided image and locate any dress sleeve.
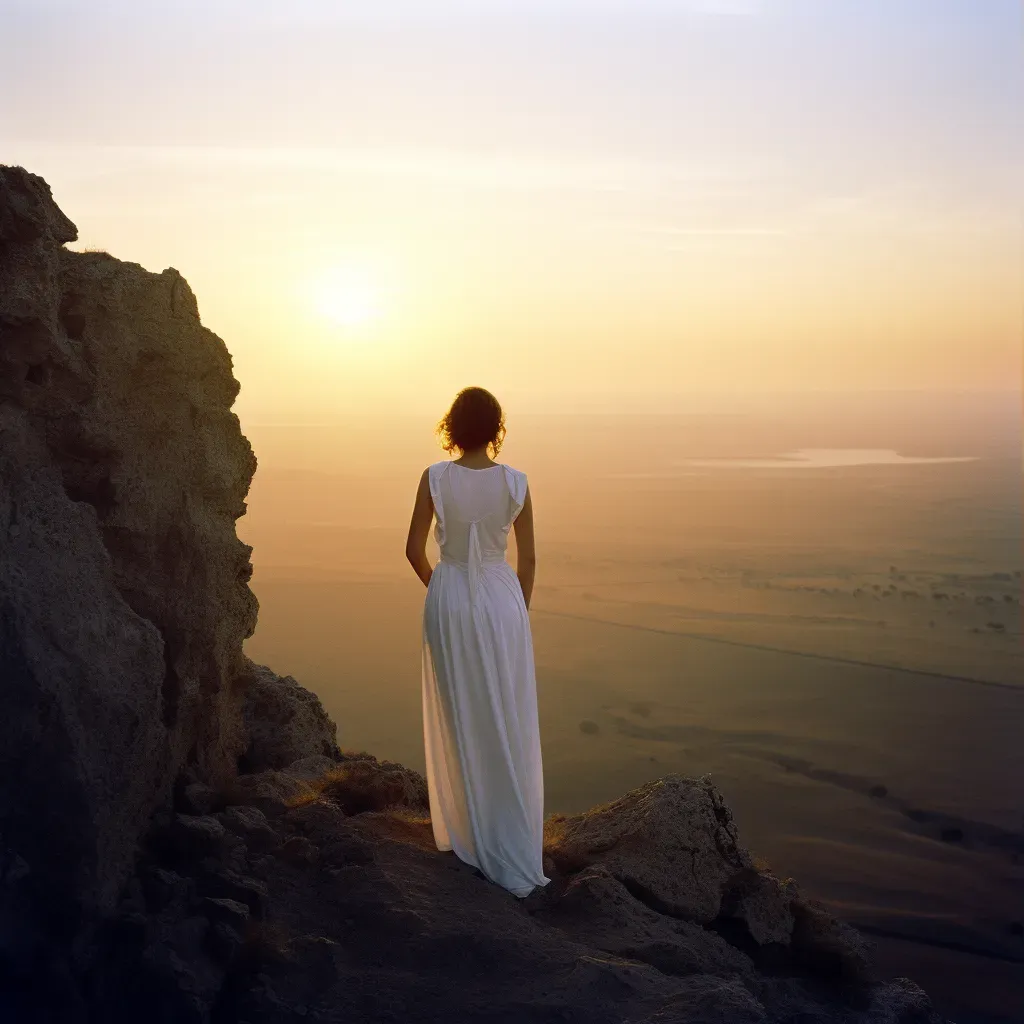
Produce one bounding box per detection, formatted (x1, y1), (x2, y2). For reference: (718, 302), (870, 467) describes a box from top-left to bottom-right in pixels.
(503, 465), (527, 526)
(427, 462), (445, 546)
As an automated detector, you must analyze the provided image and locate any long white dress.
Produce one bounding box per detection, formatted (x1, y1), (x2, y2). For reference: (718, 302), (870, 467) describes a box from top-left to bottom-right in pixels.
(421, 459), (551, 898)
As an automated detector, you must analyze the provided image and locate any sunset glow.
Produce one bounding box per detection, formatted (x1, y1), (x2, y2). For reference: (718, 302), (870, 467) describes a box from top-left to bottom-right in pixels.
(309, 265), (386, 332)
(3, 1), (1019, 421)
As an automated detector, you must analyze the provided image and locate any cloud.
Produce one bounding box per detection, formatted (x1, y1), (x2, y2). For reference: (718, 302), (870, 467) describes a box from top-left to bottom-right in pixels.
(10, 141), (768, 197)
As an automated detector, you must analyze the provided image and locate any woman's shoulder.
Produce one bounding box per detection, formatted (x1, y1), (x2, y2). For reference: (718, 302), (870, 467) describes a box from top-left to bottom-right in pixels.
(425, 459), (525, 481)
(424, 461), (448, 489)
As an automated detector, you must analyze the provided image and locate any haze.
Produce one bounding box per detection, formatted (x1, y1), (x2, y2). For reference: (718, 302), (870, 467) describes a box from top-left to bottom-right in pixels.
(3, 0), (1021, 419)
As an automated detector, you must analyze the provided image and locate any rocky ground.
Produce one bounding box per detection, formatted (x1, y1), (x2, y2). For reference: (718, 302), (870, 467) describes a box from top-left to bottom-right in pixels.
(83, 725), (946, 1024)
(0, 165), (947, 1022)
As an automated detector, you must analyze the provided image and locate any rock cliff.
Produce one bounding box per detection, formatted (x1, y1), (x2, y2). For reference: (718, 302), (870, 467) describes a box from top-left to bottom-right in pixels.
(0, 166), (946, 1023)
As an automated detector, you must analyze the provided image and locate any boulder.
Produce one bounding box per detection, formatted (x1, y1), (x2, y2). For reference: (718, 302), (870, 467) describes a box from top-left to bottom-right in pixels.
(543, 774), (751, 922)
(546, 867), (755, 980)
(867, 977), (946, 1023)
(719, 869), (799, 947)
(238, 661), (340, 772)
(630, 975), (768, 1024)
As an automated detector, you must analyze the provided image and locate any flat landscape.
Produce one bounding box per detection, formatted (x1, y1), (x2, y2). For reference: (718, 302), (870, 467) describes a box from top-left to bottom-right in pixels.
(241, 399), (1023, 1023)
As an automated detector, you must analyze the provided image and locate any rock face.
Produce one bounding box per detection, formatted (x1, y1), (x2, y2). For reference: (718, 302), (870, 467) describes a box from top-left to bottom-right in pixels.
(0, 167), (948, 1023)
(0, 166), (332, 986)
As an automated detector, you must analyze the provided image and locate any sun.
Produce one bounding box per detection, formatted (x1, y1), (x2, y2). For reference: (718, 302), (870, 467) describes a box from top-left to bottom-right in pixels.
(310, 265), (385, 329)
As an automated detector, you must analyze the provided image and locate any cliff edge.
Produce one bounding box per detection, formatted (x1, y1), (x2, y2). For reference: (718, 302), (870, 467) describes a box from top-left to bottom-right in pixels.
(0, 166), (945, 1023)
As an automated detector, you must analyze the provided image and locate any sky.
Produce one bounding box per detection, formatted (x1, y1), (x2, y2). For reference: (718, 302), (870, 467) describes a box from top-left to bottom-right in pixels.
(2, 0), (1021, 420)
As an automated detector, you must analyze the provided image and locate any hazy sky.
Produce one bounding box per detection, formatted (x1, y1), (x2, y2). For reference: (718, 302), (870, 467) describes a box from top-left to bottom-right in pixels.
(2, 0), (1021, 419)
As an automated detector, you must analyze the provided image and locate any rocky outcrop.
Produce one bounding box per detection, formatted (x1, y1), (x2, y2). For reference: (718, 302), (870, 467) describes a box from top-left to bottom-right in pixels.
(239, 662), (341, 772)
(79, 761), (942, 1024)
(0, 167), (948, 1023)
(0, 166), (334, 1001)
(543, 776), (753, 922)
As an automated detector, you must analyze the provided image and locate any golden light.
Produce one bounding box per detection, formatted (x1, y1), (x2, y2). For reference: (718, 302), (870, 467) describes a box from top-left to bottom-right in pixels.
(310, 265), (385, 330)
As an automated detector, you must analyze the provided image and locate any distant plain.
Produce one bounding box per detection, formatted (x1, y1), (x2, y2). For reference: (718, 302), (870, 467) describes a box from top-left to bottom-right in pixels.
(241, 394), (1023, 1023)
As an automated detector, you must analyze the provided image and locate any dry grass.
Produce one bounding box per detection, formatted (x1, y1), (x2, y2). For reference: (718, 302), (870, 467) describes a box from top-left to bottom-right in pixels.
(282, 788), (321, 810)
(320, 761), (426, 815)
(274, 756), (430, 818)
(542, 813), (594, 874)
(356, 804), (438, 851)
(379, 805), (432, 827)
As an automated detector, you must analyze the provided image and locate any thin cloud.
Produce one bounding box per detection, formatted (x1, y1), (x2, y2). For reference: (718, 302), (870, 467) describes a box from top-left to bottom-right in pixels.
(11, 141), (769, 197)
(638, 224), (790, 236)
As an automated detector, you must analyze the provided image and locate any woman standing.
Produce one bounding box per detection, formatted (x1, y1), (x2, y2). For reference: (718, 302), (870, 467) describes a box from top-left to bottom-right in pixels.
(405, 387), (550, 898)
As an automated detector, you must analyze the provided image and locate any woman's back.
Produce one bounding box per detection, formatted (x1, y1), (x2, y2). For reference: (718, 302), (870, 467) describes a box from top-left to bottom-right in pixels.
(429, 460), (527, 567)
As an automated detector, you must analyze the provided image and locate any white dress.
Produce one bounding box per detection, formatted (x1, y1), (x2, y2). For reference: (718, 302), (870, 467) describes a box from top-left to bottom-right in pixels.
(421, 459), (551, 898)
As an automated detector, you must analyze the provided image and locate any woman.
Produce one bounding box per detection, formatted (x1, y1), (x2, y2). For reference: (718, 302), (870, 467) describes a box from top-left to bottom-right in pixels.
(405, 386), (551, 899)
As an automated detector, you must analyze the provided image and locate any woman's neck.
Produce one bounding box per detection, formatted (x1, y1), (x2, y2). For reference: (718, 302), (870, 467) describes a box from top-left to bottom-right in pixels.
(455, 448), (496, 468)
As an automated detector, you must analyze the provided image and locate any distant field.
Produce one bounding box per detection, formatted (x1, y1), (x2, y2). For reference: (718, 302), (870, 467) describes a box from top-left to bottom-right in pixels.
(240, 402), (1023, 1023)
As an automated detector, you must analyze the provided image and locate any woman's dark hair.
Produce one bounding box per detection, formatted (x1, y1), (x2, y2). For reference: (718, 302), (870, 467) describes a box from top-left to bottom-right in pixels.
(435, 387), (506, 457)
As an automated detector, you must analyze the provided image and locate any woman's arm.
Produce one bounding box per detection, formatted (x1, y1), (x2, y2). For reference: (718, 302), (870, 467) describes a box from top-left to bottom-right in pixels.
(405, 468), (435, 588)
(512, 484), (536, 610)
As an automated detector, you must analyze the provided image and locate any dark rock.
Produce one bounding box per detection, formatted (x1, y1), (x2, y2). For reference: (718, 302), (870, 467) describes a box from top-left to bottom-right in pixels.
(543, 775), (750, 922)
(789, 897), (873, 986)
(200, 896), (250, 927)
(0, 165), (77, 245)
(867, 977), (946, 1023)
(239, 662), (340, 772)
(181, 783), (219, 816)
(137, 914), (223, 1024)
(219, 805), (279, 852)
(207, 919), (246, 967)
(543, 867), (754, 979)
(281, 798), (347, 839)
(166, 814), (233, 860)
(278, 836), (319, 868)
(192, 864), (267, 919)
(0, 163), (258, 993)
(629, 975), (768, 1023)
(221, 770), (318, 818)
(279, 755), (338, 783)
(320, 836), (375, 868)
(140, 866), (193, 913)
(720, 870), (798, 947)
